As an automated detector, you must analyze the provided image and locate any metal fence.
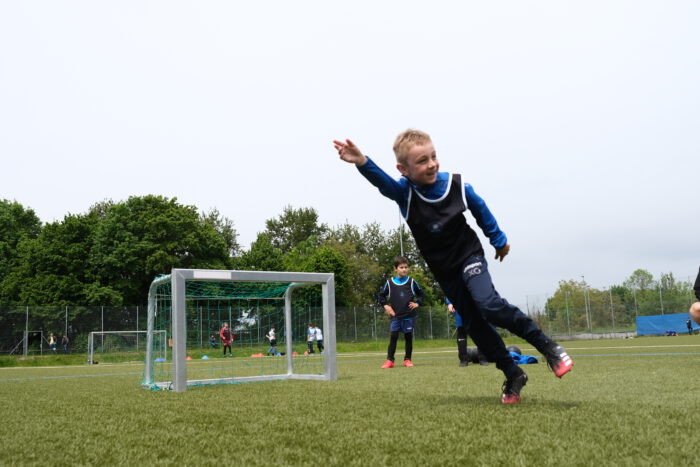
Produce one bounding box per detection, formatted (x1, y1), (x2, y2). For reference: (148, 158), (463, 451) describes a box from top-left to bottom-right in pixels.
(1, 299), (691, 356)
(0, 305), (462, 355)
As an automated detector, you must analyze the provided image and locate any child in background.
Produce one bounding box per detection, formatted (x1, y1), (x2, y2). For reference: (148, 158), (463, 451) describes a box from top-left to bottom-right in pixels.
(314, 325), (324, 354)
(266, 327), (279, 356)
(447, 299), (468, 367)
(306, 324), (316, 355)
(377, 256), (424, 368)
(61, 334), (69, 354)
(220, 322), (234, 357)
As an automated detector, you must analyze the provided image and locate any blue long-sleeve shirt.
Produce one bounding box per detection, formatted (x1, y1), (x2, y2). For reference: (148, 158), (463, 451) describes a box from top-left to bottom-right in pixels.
(357, 156), (508, 250)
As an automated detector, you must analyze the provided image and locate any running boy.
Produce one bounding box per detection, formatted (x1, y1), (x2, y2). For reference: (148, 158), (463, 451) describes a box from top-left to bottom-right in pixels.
(220, 322), (234, 357)
(334, 129), (572, 403)
(377, 256), (424, 368)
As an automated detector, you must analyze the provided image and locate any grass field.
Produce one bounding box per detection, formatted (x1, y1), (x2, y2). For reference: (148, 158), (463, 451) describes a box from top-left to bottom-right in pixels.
(1, 336), (698, 466)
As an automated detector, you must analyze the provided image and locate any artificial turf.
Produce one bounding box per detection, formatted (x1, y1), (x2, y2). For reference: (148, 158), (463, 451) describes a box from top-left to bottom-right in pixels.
(0, 336), (698, 466)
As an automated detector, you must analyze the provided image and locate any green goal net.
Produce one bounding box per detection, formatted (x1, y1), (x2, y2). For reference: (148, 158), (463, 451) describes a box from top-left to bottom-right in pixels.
(142, 269), (337, 391)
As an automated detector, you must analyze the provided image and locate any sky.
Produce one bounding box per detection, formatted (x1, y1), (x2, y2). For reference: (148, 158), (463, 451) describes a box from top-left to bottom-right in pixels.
(1, 1), (698, 310)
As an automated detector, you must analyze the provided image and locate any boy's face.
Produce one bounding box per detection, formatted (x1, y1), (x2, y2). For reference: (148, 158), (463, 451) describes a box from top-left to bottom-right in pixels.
(395, 263), (409, 278)
(397, 142), (439, 186)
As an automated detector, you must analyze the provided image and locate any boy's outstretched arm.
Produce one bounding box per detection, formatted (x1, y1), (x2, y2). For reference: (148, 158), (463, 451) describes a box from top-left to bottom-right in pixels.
(333, 139), (367, 166)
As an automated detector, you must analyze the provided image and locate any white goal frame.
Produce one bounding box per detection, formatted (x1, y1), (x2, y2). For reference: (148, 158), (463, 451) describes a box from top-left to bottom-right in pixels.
(87, 330), (167, 365)
(143, 269), (337, 392)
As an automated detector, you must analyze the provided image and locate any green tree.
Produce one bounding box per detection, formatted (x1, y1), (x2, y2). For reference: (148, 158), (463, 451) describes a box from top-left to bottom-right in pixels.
(7, 212), (102, 305)
(304, 246), (350, 306)
(324, 225), (383, 306)
(264, 206), (328, 254)
(234, 232), (284, 272)
(0, 200), (42, 302)
(201, 208), (240, 257)
(622, 269), (655, 291)
(657, 272), (693, 315)
(90, 195), (231, 304)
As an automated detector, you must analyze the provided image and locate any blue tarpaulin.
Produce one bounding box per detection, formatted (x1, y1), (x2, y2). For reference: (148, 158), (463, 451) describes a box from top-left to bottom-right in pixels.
(636, 312), (697, 336)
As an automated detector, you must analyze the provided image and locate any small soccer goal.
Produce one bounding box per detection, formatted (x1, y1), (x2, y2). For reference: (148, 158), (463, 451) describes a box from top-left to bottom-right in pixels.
(87, 330), (167, 365)
(142, 269), (337, 392)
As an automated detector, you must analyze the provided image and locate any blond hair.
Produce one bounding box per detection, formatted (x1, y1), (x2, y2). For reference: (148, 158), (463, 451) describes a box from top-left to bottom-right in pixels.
(392, 129), (432, 164)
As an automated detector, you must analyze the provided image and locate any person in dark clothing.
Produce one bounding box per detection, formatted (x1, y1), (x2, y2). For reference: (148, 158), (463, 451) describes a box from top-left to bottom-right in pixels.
(690, 267), (700, 326)
(220, 322), (234, 357)
(377, 256), (424, 368)
(447, 298), (469, 366)
(335, 129), (573, 403)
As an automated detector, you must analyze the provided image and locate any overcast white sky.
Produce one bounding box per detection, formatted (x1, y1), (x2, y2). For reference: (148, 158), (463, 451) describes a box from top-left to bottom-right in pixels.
(1, 1), (698, 309)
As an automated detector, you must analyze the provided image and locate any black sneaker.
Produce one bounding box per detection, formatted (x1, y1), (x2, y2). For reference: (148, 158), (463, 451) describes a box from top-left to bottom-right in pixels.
(501, 369), (528, 404)
(459, 360), (468, 367)
(543, 343), (573, 378)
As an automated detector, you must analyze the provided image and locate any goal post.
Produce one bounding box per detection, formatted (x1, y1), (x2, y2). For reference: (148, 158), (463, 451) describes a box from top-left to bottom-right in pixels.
(143, 269), (337, 392)
(87, 330), (166, 365)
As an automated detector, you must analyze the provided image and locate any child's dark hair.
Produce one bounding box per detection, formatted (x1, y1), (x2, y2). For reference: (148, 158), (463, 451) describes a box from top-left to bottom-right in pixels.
(393, 256), (409, 268)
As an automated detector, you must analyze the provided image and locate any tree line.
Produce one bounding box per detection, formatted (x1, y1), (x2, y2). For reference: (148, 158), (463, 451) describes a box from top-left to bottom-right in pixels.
(0, 197), (437, 308)
(1, 197), (693, 324)
(538, 269), (695, 333)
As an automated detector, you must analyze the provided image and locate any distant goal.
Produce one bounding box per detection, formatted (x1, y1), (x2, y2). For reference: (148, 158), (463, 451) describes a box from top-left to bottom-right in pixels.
(87, 330), (166, 365)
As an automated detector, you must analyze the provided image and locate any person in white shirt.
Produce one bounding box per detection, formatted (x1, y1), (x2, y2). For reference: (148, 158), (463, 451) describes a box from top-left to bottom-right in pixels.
(314, 326), (324, 354)
(306, 324), (316, 354)
(266, 327), (278, 356)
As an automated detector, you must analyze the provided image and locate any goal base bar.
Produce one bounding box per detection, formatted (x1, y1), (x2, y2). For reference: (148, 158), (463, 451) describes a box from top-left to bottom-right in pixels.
(144, 373), (329, 391)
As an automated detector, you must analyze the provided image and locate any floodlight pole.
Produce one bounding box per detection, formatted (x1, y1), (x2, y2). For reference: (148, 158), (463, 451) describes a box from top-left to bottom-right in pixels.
(24, 306), (29, 357)
(609, 288), (615, 332)
(564, 291), (571, 335)
(398, 211), (404, 257)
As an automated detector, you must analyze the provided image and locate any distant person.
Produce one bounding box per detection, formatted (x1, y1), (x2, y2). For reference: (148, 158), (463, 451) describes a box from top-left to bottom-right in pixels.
(48, 333), (57, 353)
(220, 322), (234, 357)
(209, 333), (219, 348)
(377, 256), (424, 368)
(335, 129), (573, 403)
(266, 327), (279, 356)
(687, 317), (693, 336)
(314, 325), (324, 354)
(689, 267), (700, 327)
(306, 324), (316, 355)
(61, 334), (69, 354)
(447, 298), (468, 366)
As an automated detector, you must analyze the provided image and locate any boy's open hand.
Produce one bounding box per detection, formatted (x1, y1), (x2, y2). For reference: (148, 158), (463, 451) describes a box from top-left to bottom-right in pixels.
(495, 244), (510, 262)
(333, 139), (366, 166)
